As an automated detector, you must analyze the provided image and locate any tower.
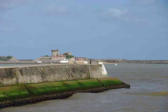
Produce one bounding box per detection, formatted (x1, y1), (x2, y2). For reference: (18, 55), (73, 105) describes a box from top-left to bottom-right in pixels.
(51, 49), (59, 57)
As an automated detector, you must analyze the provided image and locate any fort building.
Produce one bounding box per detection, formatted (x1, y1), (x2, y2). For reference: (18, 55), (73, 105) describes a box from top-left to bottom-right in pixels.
(51, 49), (66, 61)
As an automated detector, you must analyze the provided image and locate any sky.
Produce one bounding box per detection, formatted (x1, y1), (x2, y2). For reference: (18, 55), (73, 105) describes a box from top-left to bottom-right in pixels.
(0, 0), (168, 60)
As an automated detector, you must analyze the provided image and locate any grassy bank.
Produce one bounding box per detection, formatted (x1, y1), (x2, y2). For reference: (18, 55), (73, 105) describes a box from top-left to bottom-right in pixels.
(0, 78), (124, 102)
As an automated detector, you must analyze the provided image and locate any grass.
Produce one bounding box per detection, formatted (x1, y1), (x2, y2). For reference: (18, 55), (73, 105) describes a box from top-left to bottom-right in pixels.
(0, 85), (29, 101)
(0, 78), (123, 102)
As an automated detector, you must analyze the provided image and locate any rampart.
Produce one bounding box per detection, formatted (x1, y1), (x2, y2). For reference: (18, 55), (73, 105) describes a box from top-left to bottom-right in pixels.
(0, 64), (107, 86)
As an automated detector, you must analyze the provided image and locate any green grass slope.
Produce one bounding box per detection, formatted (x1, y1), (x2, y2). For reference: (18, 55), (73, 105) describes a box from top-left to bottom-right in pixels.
(0, 78), (123, 102)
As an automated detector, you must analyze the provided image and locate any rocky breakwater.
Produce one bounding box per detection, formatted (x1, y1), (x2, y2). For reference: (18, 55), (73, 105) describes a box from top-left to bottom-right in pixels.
(0, 64), (130, 108)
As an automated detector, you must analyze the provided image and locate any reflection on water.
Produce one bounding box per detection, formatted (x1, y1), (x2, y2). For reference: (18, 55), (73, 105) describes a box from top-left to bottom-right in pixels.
(1, 63), (168, 112)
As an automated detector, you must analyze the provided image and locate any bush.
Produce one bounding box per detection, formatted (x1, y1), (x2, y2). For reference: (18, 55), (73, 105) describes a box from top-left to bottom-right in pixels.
(0, 56), (13, 61)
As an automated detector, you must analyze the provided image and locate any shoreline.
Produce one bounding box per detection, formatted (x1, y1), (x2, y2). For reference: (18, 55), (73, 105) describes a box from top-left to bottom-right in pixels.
(0, 80), (130, 109)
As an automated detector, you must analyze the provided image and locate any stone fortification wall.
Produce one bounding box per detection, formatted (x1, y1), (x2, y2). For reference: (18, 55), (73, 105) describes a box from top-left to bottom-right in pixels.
(0, 64), (106, 86)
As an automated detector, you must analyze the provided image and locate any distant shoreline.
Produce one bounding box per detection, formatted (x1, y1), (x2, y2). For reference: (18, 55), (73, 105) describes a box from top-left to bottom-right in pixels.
(1, 60), (168, 65)
(100, 60), (168, 64)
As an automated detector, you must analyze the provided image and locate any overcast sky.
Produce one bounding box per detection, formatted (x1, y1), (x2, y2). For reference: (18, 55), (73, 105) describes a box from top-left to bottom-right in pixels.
(0, 0), (168, 59)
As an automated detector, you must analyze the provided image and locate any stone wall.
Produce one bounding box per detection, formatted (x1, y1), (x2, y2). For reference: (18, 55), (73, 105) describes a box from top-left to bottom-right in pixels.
(0, 64), (107, 86)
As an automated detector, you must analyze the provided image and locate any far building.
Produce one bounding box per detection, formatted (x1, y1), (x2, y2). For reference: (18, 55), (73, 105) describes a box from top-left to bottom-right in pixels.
(51, 49), (66, 62)
(75, 57), (89, 64)
(34, 49), (89, 64)
(51, 49), (59, 57)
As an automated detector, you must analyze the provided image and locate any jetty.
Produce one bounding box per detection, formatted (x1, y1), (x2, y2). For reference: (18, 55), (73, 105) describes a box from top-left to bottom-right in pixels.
(0, 62), (130, 108)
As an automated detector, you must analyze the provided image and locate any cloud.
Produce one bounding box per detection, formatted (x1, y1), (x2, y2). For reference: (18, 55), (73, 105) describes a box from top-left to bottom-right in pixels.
(104, 8), (127, 18)
(0, 0), (11, 11)
(0, 0), (27, 11)
(46, 5), (69, 16)
(101, 8), (147, 23)
(130, 0), (158, 5)
(0, 0), (28, 31)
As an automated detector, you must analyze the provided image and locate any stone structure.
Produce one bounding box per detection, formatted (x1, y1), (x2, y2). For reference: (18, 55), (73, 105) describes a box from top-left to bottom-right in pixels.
(51, 49), (59, 57)
(0, 64), (107, 86)
(51, 49), (66, 61)
(63, 52), (72, 56)
(75, 57), (89, 64)
(68, 57), (75, 64)
(35, 56), (51, 63)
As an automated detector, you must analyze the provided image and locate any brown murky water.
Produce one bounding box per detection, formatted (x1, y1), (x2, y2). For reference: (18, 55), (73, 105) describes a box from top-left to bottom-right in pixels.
(1, 63), (168, 112)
